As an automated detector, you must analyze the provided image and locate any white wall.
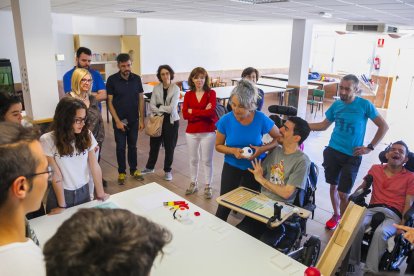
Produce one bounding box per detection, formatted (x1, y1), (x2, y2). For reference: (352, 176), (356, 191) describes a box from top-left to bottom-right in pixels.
(0, 11), (20, 83)
(137, 18), (292, 74)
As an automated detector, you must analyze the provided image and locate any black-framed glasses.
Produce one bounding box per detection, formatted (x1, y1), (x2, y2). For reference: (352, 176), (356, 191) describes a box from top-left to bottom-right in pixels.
(26, 166), (53, 181)
(74, 117), (87, 125)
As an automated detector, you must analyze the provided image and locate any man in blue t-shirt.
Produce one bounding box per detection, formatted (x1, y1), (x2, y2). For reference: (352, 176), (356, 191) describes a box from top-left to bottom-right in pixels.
(63, 47), (107, 103)
(309, 74), (389, 230)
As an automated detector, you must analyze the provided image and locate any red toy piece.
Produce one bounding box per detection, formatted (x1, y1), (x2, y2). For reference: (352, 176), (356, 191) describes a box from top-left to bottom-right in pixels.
(194, 211), (200, 216)
(304, 267), (320, 276)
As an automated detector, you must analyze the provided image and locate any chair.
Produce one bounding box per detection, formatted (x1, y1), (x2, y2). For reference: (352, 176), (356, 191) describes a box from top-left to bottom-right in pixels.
(307, 89), (325, 118)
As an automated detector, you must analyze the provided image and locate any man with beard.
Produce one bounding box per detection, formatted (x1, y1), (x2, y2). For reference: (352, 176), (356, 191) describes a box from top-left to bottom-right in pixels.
(349, 141), (414, 274)
(236, 116), (311, 242)
(309, 74), (388, 230)
(63, 47), (107, 102)
(106, 53), (145, 184)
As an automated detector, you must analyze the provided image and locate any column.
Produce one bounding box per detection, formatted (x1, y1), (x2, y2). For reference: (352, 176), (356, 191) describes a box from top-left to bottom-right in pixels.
(287, 19), (313, 118)
(11, 0), (59, 122)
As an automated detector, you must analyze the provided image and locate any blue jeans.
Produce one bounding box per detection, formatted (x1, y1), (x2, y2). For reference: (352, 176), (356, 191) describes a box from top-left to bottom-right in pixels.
(113, 119), (138, 174)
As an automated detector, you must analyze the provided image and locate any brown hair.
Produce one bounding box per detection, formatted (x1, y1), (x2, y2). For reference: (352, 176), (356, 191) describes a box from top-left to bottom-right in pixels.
(50, 97), (91, 156)
(188, 67), (211, 92)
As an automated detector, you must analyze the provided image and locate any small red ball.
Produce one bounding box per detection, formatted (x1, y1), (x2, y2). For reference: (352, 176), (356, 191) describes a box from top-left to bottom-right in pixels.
(194, 211), (200, 216)
(304, 267), (320, 276)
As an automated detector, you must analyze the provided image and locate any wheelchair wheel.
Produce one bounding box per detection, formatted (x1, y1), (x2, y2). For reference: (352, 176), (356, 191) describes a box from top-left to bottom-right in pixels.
(301, 236), (321, 267)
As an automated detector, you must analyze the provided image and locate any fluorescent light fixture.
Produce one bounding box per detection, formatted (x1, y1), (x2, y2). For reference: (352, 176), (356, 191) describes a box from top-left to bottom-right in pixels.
(115, 9), (155, 14)
(55, 54), (65, 61)
(319, 12), (332, 18)
(230, 0), (289, 4)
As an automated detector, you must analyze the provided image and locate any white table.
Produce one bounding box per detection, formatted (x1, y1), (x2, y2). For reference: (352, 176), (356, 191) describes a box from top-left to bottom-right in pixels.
(30, 183), (306, 276)
(262, 73), (339, 91)
(258, 78), (319, 90)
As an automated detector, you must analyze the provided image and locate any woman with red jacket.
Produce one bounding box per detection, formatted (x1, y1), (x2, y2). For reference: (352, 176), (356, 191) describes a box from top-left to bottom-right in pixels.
(182, 67), (217, 199)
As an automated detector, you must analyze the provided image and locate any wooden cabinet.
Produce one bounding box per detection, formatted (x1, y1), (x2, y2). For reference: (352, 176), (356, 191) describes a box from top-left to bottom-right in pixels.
(73, 34), (141, 80)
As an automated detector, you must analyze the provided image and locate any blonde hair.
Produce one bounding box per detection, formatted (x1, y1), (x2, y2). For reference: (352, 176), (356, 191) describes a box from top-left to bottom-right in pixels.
(71, 68), (91, 96)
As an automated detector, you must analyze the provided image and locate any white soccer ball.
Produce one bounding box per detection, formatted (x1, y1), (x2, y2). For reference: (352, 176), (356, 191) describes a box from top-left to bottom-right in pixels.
(242, 147), (254, 158)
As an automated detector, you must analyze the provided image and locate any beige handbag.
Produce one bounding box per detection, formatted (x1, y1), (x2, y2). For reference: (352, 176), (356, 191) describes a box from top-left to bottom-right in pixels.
(145, 115), (164, 137)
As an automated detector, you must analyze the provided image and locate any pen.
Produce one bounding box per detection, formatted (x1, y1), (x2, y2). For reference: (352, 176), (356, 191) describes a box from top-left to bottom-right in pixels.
(163, 201), (186, 206)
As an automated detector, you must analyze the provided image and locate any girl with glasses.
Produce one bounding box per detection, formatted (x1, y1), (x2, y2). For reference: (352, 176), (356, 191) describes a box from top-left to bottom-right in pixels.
(68, 68), (105, 196)
(40, 97), (109, 215)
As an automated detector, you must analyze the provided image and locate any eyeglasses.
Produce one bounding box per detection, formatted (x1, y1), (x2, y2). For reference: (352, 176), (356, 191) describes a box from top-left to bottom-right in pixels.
(81, 78), (93, 84)
(26, 166), (53, 182)
(74, 117), (87, 124)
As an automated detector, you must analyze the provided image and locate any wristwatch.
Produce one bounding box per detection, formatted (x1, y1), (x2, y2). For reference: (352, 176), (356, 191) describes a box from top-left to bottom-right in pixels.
(367, 143), (374, 151)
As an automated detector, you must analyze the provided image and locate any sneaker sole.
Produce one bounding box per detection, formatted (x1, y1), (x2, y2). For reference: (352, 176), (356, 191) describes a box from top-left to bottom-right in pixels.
(185, 188), (198, 195)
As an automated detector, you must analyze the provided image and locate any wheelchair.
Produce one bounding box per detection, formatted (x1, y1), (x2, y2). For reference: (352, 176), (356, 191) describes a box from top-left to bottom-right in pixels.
(348, 145), (414, 274)
(255, 105), (321, 266)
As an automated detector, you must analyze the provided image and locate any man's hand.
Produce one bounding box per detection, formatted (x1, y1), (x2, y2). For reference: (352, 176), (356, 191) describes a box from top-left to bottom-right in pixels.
(248, 158), (265, 184)
(49, 207), (65, 215)
(249, 144), (262, 160)
(115, 120), (126, 131)
(96, 193), (110, 201)
(393, 224), (414, 244)
(139, 119), (145, 131)
(353, 146), (372, 156)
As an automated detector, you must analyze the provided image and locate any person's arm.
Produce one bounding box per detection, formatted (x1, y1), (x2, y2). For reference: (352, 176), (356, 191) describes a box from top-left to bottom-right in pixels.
(139, 93), (145, 130)
(149, 87), (160, 114)
(191, 91), (216, 118)
(401, 194), (414, 225)
(249, 125), (280, 160)
(46, 156), (66, 215)
(182, 93), (197, 121)
(107, 94), (125, 131)
(91, 73), (107, 101)
(248, 158), (296, 199)
(308, 118), (332, 131)
(88, 150), (110, 201)
(215, 130), (244, 159)
(91, 89), (107, 102)
(393, 224), (414, 244)
(353, 115), (389, 156)
(159, 85), (180, 114)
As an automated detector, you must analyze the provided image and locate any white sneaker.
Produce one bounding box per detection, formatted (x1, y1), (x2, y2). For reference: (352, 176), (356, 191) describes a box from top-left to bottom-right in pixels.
(141, 168), (155, 175)
(164, 172), (173, 181)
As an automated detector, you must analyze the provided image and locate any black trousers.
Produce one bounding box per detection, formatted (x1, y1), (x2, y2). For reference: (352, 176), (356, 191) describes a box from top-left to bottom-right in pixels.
(215, 162), (261, 221)
(113, 120), (138, 174)
(146, 117), (179, 172)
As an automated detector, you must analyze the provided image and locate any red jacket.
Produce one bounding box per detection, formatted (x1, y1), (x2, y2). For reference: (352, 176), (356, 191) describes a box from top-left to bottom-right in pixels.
(182, 90), (217, 133)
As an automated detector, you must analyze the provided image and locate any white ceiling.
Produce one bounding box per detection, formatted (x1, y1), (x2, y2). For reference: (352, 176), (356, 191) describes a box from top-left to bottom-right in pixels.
(1, 0), (414, 26)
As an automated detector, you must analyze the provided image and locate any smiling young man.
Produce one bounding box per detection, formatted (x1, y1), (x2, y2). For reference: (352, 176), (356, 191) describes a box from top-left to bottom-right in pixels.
(0, 123), (48, 276)
(236, 116), (311, 240)
(349, 141), (414, 274)
(309, 74), (389, 230)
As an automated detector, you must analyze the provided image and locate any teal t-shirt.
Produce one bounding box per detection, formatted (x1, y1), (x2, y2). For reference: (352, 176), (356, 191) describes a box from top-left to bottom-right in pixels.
(216, 111), (274, 170)
(326, 97), (378, 156)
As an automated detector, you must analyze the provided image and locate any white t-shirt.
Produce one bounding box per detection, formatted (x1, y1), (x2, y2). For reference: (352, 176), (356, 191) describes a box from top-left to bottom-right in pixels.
(40, 131), (98, 190)
(0, 239), (46, 276)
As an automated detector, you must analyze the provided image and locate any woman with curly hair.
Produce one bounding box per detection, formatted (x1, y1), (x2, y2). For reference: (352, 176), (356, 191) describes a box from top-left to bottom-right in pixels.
(40, 97), (109, 215)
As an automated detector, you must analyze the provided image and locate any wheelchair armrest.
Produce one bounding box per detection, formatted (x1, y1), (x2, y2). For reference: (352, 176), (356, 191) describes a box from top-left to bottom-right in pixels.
(403, 204), (414, 223)
(349, 188), (371, 207)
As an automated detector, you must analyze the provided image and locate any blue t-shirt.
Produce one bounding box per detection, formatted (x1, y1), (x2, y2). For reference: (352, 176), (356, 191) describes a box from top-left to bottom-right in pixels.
(326, 96), (378, 156)
(63, 67), (106, 93)
(216, 111), (275, 170)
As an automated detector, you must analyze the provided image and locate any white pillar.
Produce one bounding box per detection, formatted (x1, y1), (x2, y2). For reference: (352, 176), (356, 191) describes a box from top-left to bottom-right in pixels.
(11, 0), (59, 121)
(287, 19), (313, 118)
